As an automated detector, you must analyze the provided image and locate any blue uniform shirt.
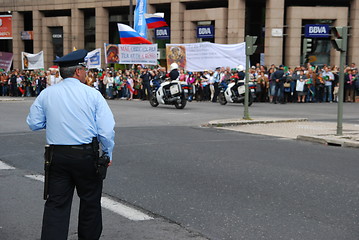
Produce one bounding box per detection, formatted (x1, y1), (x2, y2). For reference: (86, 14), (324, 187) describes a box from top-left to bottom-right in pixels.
(27, 78), (115, 160)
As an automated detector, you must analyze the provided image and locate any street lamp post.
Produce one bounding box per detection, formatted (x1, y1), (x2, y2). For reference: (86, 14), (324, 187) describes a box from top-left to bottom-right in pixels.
(331, 26), (348, 135)
(243, 35), (257, 120)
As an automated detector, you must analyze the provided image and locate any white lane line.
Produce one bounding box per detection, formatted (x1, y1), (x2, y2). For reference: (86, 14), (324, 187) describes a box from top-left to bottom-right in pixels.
(24, 174), (153, 221)
(25, 174), (44, 182)
(101, 197), (154, 221)
(0, 160), (15, 170)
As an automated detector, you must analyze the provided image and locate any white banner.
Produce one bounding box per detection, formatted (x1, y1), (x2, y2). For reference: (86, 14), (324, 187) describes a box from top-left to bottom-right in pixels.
(118, 44), (157, 65)
(85, 48), (101, 69)
(166, 42), (246, 72)
(21, 51), (44, 70)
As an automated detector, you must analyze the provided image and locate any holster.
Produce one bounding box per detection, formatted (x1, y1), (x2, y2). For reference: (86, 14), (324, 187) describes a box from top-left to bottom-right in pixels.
(43, 145), (53, 200)
(92, 137), (110, 180)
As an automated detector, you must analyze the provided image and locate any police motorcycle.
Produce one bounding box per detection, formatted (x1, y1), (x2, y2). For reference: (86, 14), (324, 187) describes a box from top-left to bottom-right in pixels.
(218, 65), (255, 106)
(149, 63), (188, 109)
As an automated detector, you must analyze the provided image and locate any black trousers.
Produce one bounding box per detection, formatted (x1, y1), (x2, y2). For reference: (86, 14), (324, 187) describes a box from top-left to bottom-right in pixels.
(41, 146), (103, 240)
(212, 82), (219, 102)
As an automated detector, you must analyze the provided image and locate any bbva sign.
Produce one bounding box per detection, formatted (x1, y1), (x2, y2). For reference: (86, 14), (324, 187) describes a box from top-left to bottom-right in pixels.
(305, 24), (329, 38)
(197, 25), (214, 38)
(155, 27), (170, 39)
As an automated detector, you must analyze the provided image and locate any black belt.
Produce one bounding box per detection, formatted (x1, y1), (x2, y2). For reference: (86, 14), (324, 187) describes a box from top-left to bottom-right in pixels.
(51, 143), (93, 151)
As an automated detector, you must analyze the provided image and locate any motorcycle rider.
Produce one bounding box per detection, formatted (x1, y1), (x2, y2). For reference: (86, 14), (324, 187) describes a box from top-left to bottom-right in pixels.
(168, 63), (180, 80)
(231, 65), (245, 97)
(162, 63), (180, 98)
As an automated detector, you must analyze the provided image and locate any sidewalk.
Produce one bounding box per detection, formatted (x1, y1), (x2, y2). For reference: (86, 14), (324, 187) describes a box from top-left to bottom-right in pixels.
(206, 118), (359, 148)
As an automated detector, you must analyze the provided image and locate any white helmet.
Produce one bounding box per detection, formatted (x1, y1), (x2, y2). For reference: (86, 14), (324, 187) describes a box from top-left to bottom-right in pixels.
(170, 63), (179, 71)
(237, 65), (245, 72)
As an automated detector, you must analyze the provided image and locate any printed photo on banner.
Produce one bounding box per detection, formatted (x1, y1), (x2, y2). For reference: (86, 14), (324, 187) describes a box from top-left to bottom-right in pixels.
(166, 42), (246, 72)
(21, 51), (44, 70)
(166, 45), (187, 70)
(104, 44), (119, 64)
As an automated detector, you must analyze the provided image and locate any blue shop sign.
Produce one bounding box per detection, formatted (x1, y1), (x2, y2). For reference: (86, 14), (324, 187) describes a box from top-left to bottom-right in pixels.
(197, 25), (214, 38)
(305, 24), (330, 38)
(155, 27), (170, 39)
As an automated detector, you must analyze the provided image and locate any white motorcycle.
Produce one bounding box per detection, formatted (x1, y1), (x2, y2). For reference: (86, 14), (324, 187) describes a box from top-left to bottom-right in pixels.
(149, 79), (188, 109)
(218, 80), (255, 106)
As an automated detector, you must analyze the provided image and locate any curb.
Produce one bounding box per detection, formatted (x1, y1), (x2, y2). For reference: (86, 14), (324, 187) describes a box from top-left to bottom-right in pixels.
(205, 118), (359, 149)
(297, 134), (359, 148)
(205, 118), (308, 128)
(0, 98), (26, 101)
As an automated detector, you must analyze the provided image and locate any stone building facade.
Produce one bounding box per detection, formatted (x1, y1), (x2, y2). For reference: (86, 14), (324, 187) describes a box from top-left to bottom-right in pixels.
(0, 0), (357, 69)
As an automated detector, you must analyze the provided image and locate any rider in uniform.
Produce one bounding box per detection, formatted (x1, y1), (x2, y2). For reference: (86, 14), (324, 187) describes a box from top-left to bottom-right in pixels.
(231, 65), (245, 97)
(162, 63), (180, 98)
(27, 49), (115, 240)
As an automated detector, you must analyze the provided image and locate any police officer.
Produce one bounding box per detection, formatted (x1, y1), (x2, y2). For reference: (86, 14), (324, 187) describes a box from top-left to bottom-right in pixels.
(140, 66), (152, 100)
(212, 67), (221, 102)
(231, 65), (245, 97)
(27, 49), (115, 240)
(169, 63), (180, 80)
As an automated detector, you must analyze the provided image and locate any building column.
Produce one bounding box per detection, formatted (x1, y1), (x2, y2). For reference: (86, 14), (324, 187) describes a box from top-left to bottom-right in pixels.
(214, 9), (228, 44)
(183, 16), (196, 43)
(33, 10), (43, 54)
(285, 7), (302, 68)
(171, 0), (185, 43)
(95, 7), (108, 68)
(63, 19), (71, 56)
(227, 0), (245, 44)
(71, 8), (85, 50)
(264, 0), (285, 66)
(42, 20), (52, 69)
(12, 12), (24, 69)
(349, 0), (359, 65)
(147, 5), (156, 43)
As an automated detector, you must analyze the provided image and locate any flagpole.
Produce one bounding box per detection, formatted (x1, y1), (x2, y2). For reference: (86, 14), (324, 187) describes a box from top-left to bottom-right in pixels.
(129, 0), (134, 28)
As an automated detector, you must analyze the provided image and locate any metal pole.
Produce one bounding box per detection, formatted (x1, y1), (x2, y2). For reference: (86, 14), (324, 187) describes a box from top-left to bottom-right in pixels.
(243, 54), (250, 120)
(336, 50), (346, 135)
(129, 0), (134, 28)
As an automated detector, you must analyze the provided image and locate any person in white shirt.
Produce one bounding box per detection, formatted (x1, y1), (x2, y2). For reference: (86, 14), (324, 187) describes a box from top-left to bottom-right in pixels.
(322, 66), (334, 102)
(104, 72), (114, 99)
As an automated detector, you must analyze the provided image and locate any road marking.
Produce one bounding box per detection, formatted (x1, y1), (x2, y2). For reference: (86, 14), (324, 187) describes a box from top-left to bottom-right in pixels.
(0, 160), (15, 170)
(24, 174), (153, 221)
(101, 196), (154, 221)
(25, 174), (44, 182)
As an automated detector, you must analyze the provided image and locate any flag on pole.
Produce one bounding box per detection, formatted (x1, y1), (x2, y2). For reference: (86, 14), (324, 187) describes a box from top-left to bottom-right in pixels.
(134, 0), (147, 39)
(144, 13), (168, 29)
(126, 82), (135, 94)
(117, 23), (152, 44)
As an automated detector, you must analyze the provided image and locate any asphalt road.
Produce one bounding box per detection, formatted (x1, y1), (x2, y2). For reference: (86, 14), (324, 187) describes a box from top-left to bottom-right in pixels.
(1, 97), (359, 240)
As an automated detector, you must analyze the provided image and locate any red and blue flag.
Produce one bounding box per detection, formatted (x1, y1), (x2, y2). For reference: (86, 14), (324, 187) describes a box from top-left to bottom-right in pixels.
(144, 14), (168, 29)
(117, 23), (152, 44)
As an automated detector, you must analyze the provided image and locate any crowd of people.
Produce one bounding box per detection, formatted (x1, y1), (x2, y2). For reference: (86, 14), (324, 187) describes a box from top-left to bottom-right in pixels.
(1, 62), (359, 103)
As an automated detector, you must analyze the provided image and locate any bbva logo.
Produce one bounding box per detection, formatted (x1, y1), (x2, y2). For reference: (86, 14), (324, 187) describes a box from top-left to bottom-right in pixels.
(156, 29), (169, 36)
(308, 26), (328, 34)
(198, 27), (212, 35)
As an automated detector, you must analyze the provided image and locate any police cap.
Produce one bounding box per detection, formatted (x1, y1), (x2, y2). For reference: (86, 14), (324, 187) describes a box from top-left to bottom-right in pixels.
(54, 49), (88, 68)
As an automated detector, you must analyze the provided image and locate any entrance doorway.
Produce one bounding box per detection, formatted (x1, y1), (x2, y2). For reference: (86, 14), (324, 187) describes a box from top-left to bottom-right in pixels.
(302, 20), (333, 67)
(49, 27), (63, 59)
